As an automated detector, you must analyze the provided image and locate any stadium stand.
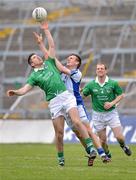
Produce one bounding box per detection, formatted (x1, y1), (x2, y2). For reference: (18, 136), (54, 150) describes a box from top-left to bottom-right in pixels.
(0, 0), (136, 119)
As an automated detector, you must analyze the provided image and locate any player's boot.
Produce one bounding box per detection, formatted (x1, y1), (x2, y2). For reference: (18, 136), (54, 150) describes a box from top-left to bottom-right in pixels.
(101, 155), (111, 163)
(105, 151), (112, 159)
(58, 158), (65, 166)
(86, 149), (97, 166)
(121, 145), (132, 156)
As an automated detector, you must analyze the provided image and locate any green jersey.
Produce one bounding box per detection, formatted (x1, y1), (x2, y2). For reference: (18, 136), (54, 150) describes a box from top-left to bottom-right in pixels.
(83, 77), (123, 112)
(27, 57), (66, 101)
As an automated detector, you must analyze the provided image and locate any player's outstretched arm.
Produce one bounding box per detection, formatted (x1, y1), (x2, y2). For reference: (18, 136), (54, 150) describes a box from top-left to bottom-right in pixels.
(39, 21), (70, 75)
(7, 84), (33, 96)
(55, 58), (71, 75)
(33, 32), (48, 59)
(40, 21), (56, 58)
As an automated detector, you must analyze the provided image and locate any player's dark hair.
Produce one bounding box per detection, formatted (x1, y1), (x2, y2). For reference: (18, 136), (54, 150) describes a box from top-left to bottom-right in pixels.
(28, 53), (35, 66)
(71, 53), (82, 68)
(97, 62), (107, 70)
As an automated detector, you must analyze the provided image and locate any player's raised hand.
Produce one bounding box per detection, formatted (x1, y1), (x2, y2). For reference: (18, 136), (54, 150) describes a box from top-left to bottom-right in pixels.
(40, 21), (49, 30)
(33, 32), (43, 44)
(7, 90), (16, 96)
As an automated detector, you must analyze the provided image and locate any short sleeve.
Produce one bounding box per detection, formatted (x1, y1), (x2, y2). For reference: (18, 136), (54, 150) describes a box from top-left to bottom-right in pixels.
(70, 69), (82, 83)
(82, 82), (92, 97)
(26, 74), (37, 87)
(113, 81), (123, 95)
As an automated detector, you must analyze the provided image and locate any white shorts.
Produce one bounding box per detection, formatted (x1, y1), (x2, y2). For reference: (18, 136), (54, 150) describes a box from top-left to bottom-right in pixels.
(92, 109), (121, 132)
(65, 104), (90, 129)
(48, 90), (77, 119)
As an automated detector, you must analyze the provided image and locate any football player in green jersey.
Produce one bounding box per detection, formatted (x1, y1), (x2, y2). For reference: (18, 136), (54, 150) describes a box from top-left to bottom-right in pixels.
(7, 21), (96, 166)
(82, 63), (132, 158)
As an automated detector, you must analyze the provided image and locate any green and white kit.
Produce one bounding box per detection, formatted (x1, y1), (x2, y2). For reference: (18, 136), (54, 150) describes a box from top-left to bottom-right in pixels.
(27, 57), (77, 119)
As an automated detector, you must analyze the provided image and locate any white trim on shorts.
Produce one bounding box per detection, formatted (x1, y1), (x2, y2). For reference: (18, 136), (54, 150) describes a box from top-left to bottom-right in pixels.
(92, 109), (121, 132)
(48, 90), (77, 119)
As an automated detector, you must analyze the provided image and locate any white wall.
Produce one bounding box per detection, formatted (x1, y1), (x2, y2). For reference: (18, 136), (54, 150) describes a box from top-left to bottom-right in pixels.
(0, 120), (55, 143)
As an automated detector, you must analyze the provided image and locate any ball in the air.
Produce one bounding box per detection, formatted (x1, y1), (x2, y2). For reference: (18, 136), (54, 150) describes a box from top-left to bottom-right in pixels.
(32, 7), (47, 22)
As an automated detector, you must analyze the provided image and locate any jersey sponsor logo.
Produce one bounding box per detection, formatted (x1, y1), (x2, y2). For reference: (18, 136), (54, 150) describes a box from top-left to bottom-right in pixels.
(97, 95), (108, 101)
(43, 71), (54, 81)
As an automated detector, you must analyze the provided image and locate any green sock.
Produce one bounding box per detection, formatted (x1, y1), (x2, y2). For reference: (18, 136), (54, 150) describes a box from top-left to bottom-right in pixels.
(102, 143), (110, 154)
(105, 150), (112, 158)
(57, 152), (64, 161)
(84, 138), (94, 154)
(120, 143), (125, 148)
(105, 150), (110, 154)
(118, 140), (125, 148)
(84, 138), (93, 147)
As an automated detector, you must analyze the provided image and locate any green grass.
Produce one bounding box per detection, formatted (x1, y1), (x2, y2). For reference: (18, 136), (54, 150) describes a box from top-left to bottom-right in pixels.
(0, 144), (136, 180)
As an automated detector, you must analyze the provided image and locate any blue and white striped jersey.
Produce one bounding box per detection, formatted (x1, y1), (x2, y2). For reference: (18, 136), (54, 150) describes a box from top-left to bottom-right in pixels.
(61, 69), (84, 105)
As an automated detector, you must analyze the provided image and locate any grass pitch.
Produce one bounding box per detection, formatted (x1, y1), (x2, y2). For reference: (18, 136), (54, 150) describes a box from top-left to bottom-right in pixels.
(0, 144), (136, 180)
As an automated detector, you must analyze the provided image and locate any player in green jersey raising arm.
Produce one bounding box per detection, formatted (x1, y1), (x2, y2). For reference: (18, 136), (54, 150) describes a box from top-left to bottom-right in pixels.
(6, 21), (96, 167)
(82, 63), (132, 159)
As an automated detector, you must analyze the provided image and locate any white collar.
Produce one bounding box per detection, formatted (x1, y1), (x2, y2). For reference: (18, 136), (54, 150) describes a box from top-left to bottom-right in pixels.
(34, 66), (44, 72)
(95, 76), (109, 87)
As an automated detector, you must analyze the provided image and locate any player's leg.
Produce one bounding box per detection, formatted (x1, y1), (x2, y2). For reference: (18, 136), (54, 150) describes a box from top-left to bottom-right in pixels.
(49, 96), (65, 166)
(52, 116), (65, 166)
(108, 109), (132, 156)
(83, 122), (110, 163)
(68, 107), (97, 162)
(97, 128), (111, 158)
(64, 104), (87, 148)
(65, 115), (96, 166)
(63, 91), (97, 165)
(64, 92), (94, 148)
(68, 107), (92, 143)
(73, 129), (86, 147)
(66, 104), (109, 165)
(112, 126), (132, 156)
(92, 110), (112, 159)
(76, 105), (110, 162)
(70, 128), (97, 166)
(65, 110), (97, 166)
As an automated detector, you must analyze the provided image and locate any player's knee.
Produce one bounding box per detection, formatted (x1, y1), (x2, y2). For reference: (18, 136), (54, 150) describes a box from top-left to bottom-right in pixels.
(56, 130), (64, 140)
(73, 119), (81, 127)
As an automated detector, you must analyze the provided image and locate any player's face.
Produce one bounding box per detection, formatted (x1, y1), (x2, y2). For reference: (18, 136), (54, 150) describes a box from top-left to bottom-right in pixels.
(66, 55), (78, 68)
(31, 54), (43, 67)
(96, 64), (107, 77)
